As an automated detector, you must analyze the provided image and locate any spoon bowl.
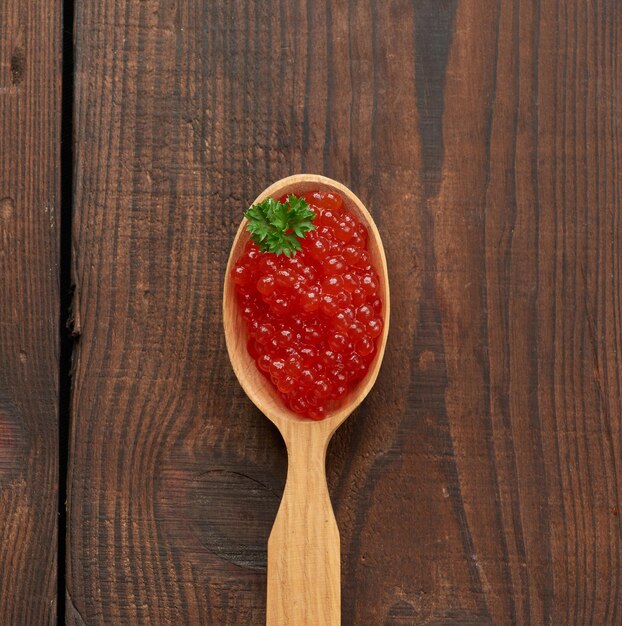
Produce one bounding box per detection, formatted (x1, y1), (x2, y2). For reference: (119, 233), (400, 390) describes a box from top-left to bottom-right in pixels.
(223, 174), (390, 625)
(224, 174), (390, 431)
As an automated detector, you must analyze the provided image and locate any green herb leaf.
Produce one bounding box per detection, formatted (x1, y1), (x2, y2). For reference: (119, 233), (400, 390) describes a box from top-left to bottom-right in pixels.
(244, 194), (316, 256)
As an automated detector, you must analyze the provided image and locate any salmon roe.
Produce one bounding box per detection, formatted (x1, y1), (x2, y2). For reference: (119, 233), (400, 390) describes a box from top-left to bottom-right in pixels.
(231, 190), (383, 420)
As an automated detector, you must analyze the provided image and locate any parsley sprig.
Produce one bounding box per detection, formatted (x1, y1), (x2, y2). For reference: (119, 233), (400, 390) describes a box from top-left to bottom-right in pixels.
(245, 194), (316, 257)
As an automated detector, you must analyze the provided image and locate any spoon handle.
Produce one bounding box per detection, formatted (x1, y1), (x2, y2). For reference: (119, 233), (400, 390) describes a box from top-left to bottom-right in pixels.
(267, 430), (340, 626)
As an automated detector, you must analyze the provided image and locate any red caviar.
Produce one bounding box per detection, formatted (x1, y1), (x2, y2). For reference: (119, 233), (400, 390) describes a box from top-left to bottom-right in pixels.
(231, 190), (383, 420)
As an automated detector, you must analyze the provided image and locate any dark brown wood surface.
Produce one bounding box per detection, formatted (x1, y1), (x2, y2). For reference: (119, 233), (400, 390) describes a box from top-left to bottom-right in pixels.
(0, 0), (60, 623)
(68, 1), (621, 624)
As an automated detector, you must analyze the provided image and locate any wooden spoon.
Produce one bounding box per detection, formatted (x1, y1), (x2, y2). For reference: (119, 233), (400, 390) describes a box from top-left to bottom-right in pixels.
(223, 174), (390, 626)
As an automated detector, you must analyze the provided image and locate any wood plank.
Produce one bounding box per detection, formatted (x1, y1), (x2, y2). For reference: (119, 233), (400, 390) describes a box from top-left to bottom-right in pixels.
(0, 0), (60, 623)
(69, 0), (622, 624)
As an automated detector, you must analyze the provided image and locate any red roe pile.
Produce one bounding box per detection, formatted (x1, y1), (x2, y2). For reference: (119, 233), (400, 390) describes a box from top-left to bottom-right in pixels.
(231, 190), (383, 420)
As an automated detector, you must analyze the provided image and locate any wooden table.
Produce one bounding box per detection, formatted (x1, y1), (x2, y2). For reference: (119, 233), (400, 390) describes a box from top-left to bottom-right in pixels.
(1, 1), (621, 624)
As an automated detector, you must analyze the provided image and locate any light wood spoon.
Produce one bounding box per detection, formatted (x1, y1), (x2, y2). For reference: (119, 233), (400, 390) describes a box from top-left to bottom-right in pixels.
(223, 174), (390, 626)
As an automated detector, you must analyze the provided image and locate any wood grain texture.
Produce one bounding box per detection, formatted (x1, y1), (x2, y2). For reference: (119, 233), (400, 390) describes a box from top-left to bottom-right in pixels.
(0, 0), (60, 623)
(69, 1), (621, 624)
